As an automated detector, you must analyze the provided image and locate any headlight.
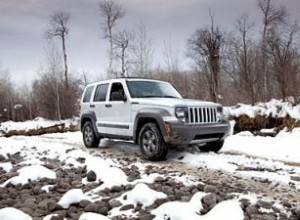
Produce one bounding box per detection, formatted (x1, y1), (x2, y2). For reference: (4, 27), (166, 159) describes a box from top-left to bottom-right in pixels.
(175, 107), (188, 122)
(216, 106), (224, 121)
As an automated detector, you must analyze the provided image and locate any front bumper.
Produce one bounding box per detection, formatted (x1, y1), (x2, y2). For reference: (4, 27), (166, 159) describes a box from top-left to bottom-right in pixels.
(164, 120), (230, 145)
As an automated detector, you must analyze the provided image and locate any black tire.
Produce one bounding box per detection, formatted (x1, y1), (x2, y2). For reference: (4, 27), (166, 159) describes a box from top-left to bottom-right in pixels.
(198, 140), (224, 153)
(82, 121), (100, 148)
(138, 123), (168, 161)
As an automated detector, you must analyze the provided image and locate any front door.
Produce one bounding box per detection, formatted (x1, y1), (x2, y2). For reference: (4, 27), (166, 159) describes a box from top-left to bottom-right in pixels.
(102, 82), (131, 137)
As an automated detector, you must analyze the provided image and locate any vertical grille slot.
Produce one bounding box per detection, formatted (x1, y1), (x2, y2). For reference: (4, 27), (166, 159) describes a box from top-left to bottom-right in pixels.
(188, 107), (217, 124)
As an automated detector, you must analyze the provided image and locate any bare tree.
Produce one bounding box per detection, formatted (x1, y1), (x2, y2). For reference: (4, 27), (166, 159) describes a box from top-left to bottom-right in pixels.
(267, 23), (299, 101)
(45, 11), (70, 89)
(99, 0), (125, 77)
(234, 14), (259, 104)
(187, 11), (224, 102)
(113, 30), (132, 77)
(130, 23), (153, 77)
(163, 39), (181, 74)
(257, 0), (287, 99)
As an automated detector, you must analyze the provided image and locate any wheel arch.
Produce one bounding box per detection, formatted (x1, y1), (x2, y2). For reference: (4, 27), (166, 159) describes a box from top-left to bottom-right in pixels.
(133, 109), (171, 144)
(80, 112), (100, 138)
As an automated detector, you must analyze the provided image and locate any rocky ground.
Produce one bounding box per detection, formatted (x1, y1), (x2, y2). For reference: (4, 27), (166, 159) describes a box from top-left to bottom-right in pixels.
(0, 136), (300, 220)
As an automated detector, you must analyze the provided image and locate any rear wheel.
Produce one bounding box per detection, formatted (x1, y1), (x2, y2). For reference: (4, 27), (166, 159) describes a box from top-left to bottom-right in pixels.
(138, 123), (168, 161)
(82, 121), (100, 148)
(198, 140), (224, 153)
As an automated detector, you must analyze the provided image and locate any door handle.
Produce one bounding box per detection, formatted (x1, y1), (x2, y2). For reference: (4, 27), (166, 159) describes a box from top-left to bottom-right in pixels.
(105, 104), (112, 108)
(90, 104), (95, 108)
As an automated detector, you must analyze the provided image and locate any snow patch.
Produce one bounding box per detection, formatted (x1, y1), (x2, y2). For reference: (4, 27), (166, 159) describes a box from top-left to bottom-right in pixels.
(79, 213), (111, 220)
(0, 207), (32, 220)
(152, 192), (206, 220)
(0, 162), (13, 172)
(1, 165), (56, 186)
(58, 189), (88, 209)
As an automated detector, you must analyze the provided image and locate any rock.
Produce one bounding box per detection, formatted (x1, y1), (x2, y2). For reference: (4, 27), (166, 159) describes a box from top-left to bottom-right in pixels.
(246, 204), (259, 216)
(154, 176), (166, 183)
(50, 215), (65, 220)
(87, 171), (97, 182)
(257, 200), (272, 209)
(71, 180), (83, 188)
(292, 208), (300, 218)
(202, 193), (217, 211)
(38, 199), (56, 211)
(203, 185), (218, 193)
(239, 198), (251, 209)
(120, 204), (134, 211)
(161, 186), (173, 195)
(79, 200), (91, 208)
(111, 185), (123, 193)
(84, 203), (109, 214)
(109, 199), (122, 208)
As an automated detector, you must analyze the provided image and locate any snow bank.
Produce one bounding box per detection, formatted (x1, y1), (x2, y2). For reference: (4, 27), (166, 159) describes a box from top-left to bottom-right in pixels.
(58, 189), (88, 209)
(223, 130), (300, 163)
(79, 213), (111, 220)
(0, 162), (13, 172)
(0, 207), (32, 220)
(0, 117), (78, 133)
(224, 99), (300, 119)
(1, 165), (56, 186)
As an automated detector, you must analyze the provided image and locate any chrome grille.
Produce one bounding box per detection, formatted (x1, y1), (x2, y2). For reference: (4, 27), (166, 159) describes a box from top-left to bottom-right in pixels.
(188, 107), (217, 124)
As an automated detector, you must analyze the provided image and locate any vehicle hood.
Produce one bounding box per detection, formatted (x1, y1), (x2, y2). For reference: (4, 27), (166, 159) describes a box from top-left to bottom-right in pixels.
(130, 98), (220, 107)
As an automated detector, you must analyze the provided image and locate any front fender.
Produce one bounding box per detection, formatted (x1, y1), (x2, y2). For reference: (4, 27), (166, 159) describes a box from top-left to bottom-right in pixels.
(133, 108), (172, 143)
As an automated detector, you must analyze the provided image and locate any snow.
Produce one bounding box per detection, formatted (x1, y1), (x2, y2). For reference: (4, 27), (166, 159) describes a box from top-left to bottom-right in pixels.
(224, 99), (300, 119)
(0, 162), (13, 172)
(1, 165), (56, 186)
(0, 207), (32, 220)
(58, 189), (88, 209)
(223, 130), (300, 163)
(153, 194), (243, 220)
(41, 185), (55, 193)
(109, 183), (167, 217)
(43, 214), (67, 220)
(79, 213), (111, 220)
(200, 200), (244, 220)
(152, 192), (206, 220)
(118, 183), (167, 208)
(0, 117), (78, 134)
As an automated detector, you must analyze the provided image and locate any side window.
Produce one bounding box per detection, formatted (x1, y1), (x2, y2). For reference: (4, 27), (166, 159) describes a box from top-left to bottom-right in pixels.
(94, 84), (109, 102)
(83, 86), (94, 103)
(110, 83), (126, 101)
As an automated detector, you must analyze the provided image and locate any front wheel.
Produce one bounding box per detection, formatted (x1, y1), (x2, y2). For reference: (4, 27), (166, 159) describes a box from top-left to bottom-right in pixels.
(138, 123), (168, 161)
(198, 140), (224, 153)
(82, 121), (100, 148)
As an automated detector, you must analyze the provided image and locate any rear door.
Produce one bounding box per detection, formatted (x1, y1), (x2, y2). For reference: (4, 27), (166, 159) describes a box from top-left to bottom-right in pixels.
(90, 83), (110, 134)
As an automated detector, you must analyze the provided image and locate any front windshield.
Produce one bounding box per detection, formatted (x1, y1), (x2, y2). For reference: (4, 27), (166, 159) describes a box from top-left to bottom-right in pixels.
(126, 80), (182, 99)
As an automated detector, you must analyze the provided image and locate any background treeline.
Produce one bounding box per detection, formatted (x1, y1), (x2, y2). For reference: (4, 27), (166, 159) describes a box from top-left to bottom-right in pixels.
(1, 0), (300, 121)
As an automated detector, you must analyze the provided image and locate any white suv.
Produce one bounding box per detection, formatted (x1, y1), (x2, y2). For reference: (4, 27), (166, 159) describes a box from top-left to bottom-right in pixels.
(80, 78), (230, 160)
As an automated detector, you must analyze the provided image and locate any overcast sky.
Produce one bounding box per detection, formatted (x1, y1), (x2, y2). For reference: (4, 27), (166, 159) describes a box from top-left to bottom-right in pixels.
(0, 0), (299, 86)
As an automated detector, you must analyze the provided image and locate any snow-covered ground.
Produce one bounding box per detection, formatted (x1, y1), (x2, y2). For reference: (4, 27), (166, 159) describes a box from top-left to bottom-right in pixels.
(0, 114), (300, 219)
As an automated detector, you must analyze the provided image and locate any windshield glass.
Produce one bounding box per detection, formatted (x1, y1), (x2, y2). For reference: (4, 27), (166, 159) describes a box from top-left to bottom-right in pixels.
(126, 80), (182, 99)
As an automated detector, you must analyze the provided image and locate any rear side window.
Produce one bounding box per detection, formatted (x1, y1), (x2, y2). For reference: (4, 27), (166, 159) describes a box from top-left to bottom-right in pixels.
(82, 86), (94, 103)
(94, 84), (109, 102)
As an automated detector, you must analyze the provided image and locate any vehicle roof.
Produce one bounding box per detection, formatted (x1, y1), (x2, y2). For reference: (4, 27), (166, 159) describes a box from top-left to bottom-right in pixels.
(85, 77), (169, 87)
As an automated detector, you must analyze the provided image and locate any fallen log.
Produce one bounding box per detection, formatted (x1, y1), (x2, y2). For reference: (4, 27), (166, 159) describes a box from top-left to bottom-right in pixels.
(2, 123), (79, 138)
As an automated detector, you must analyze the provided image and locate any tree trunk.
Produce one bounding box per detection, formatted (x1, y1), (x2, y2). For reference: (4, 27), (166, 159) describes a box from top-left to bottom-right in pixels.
(62, 33), (69, 89)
